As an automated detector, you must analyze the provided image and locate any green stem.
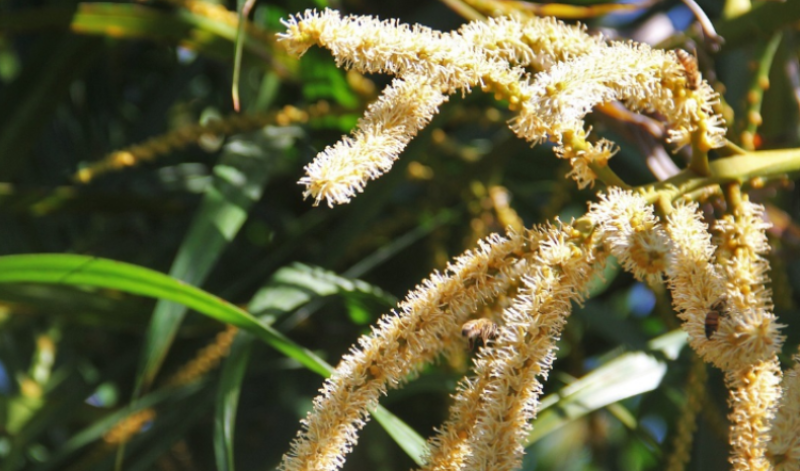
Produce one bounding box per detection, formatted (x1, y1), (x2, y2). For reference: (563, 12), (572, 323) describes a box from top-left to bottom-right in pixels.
(688, 137), (711, 176)
(642, 147), (800, 204)
(718, 139), (748, 157)
(589, 162), (630, 189)
(723, 183), (743, 214)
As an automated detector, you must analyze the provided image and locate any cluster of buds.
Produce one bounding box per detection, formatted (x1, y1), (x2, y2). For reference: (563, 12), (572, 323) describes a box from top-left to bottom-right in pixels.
(274, 9), (798, 471)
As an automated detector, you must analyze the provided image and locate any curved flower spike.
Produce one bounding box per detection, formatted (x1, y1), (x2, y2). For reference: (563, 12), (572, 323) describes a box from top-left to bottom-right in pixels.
(298, 75), (449, 206)
(510, 43), (725, 150)
(664, 202), (730, 366)
(588, 188), (669, 283)
(421, 222), (600, 471)
(279, 228), (537, 471)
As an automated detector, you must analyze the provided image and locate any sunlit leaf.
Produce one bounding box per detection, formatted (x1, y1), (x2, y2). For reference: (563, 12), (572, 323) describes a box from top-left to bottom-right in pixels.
(0, 254), (331, 377)
(526, 330), (687, 445)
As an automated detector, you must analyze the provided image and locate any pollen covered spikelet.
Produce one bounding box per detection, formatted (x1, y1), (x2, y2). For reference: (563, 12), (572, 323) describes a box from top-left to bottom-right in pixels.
(279, 228), (536, 471)
(713, 201), (783, 471)
(589, 188), (669, 284)
(511, 43), (725, 152)
(463, 224), (599, 471)
(726, 360), (783, 471)
(455, 15), (603, 70)
(664, 203), (730, 367)
(713, 201), (781, 361)
(277, 9), (517, 94)
(421, 221), (601, 471)
(279, 9), (522, 207)
(298, 75), (449, 206)
(768, 350), (800, 470)
(421, 264), (544, 470)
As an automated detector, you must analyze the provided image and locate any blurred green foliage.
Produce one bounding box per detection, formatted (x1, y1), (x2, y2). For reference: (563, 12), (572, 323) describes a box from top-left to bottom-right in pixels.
(1, 1), (800, 470)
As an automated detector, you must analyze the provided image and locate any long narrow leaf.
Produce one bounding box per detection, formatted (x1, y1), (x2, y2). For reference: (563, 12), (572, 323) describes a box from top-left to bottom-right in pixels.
(0, 254), (430, 464)
(249, 262), (395, 316)
(136, 127), (296, 394)
(372, 406), (428, 466)
(214, 333), (253, 471)
(0, 254), (330, 377)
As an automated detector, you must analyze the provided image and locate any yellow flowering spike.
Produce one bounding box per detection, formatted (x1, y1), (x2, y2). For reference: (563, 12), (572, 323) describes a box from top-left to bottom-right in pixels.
(511, 43), (725, 149)
(666, 200), (785, 470)
(726, 360), (782, 471)
(711, 201), (784, 366)
(298, 75), (449, 206)
(455, 15), (603, 69)
(664, 203), (730, 367)
(714, 201), (775, 322)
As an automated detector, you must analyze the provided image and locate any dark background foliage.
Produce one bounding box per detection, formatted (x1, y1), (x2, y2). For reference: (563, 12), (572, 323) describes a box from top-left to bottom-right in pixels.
(1, 1), (799, 470)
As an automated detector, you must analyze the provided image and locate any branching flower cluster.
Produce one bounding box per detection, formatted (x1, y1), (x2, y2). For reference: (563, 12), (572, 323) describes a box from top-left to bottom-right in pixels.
(275, 8), (799, 471)
(278, 9), (725, 205)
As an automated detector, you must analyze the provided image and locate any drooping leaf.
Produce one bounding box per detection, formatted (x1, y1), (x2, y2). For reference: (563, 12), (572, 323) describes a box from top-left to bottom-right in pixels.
(0, 254), (430, 465)
(0, 254), (330, 377)
(525, 329), (687, 445)
(135, 126), (300, 394)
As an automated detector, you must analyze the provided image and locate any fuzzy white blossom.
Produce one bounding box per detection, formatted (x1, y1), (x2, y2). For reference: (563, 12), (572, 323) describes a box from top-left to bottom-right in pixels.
(278, 10), (726, 206)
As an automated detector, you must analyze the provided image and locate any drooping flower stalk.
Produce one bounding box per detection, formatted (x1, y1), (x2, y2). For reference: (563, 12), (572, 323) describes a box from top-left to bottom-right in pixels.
(664, 202), (728, 365)
(273, 7), (800, 471)
(665, 201), (784, 470)
(725, 360), (782, 471)
(297, 74), (449, 206)
(422, 221), (600, 471)
(463, 228), (598, 471)
(278, 228), (539, 471)
(713, 201), (783, 368)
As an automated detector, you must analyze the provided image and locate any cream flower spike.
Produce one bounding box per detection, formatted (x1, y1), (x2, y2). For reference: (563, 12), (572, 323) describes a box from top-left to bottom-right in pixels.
(769, 349), (800, 470)
(664, 202), (731, 367)
(297, 75), (449, 206)
(588, 188), (669, 283)
(278, 227), (538, 471)
(421, 220), (600, 471)
(278, 10), (727, 206)
(712, 201), (784, 471)
(511, 44), (725, 148)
